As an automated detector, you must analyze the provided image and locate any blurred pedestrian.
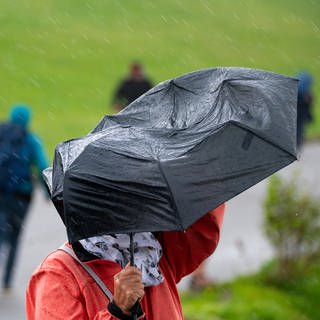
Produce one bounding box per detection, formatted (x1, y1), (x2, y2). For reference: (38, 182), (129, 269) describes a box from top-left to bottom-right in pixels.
(189, 261), (211, 291)
(112, 62), (153, 112)
(296, 71), (314, 149)
(0, 104), (48, 292)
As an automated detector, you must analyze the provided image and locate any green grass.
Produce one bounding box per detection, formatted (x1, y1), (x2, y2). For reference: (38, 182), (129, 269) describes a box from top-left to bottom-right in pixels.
(0, 0), (319, 158)
(181, 262), (320, 320)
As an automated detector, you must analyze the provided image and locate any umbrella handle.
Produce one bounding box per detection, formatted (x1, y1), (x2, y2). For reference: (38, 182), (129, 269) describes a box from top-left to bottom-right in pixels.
(130, 232), (135, 266)
(129, 232), (138, 320)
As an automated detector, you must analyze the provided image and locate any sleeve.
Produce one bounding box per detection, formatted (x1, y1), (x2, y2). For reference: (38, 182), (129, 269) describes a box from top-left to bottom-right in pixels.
(30, 134), (48, 172)
(29, 133), (49, 194)
(158, 204), (225, 283)
(26, 268), (121, 320)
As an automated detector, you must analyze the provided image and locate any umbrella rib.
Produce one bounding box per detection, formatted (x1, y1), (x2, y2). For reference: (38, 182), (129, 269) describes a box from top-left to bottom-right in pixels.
(229, 121), (297, 159)
(145, 86), (167, 96)
(156, 159), (184, 230)
(171, 81), (197, 95)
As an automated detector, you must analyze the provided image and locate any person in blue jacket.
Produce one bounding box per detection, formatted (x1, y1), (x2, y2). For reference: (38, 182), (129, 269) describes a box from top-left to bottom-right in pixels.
(296, 71), (314, 149)
(0, 104), (48, 292)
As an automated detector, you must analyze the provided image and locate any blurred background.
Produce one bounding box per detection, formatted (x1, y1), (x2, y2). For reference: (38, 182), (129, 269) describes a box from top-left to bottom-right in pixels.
(0, 0), (319, 319)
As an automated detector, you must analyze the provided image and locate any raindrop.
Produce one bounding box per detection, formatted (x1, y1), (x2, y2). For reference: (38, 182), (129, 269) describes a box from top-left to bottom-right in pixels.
(201, 0), (215, 16)
(49, 77), (56, 84)
(48, 16), (57, 26)
(25, 27), (32, 36)
(233, 12), (241, 21)
(283, 17), (290, 25)
(226, 36), (233, 43)
(145, 32), (153, 39)
(137, 47), (144, 54)
(95, 89), (104, 96)
(310, 21), (320, 33)
(126, 24), (134, 32)
(171, 17), (179, 24)
(86, 3), (94, 11)
(47, 111), (56, 121)
(251, 21), (259, 30)
(29, 77), (40, 88)
(161, 15), (168, 23)
(181, 19), (190, 27)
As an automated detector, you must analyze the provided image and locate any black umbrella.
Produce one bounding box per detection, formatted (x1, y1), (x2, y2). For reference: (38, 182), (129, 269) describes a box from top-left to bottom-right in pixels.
(44, 67), (297, 319)
(44, 67), (297, 244)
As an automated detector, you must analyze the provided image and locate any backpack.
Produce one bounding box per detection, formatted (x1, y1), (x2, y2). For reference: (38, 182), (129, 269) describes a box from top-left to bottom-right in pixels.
(0, 122), (31, 193)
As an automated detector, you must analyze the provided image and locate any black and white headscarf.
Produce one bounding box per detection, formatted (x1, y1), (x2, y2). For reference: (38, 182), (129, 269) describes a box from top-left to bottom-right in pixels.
(80, 233), (164, 287)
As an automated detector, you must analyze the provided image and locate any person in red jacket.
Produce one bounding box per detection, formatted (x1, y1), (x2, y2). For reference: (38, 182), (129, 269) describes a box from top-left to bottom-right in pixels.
(26, 204), (225, 319)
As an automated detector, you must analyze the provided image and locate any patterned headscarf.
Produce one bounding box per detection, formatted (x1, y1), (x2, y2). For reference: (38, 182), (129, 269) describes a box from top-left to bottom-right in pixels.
(80, 232), (164, 287)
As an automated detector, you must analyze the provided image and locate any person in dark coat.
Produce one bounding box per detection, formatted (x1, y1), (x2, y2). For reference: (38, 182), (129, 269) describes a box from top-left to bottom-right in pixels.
(112, 62), (153, 112)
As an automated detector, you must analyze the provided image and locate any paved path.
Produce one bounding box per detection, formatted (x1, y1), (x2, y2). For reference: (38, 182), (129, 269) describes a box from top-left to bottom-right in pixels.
(0, 143), (319, 319)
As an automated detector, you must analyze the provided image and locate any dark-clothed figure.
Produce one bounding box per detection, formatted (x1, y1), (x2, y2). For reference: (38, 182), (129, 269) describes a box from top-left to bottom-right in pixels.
(112, 62), (153, 112)
(296, 71), (314, 148)
(0, 105), (48, 291)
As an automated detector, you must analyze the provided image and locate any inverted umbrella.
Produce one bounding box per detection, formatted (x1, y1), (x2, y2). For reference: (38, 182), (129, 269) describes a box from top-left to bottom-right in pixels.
(44, 67), (298, 244)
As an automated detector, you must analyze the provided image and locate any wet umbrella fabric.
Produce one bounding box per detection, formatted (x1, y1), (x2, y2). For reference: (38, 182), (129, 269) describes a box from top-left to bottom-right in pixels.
(44, 67), (298, 244)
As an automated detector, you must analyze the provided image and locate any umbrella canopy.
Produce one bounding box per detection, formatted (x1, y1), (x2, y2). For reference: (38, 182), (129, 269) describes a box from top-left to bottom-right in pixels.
(44, 67), (298, 244)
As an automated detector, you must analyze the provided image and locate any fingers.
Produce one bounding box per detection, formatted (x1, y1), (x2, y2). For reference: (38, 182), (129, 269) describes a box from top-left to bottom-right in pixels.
(115, 268), (142, 283)
(113, 265), (145, 313)
(117, 265), (142, 283)
(125, 288), (145, 301)
(124, 264), (142, 275)
(114, 276), (144, 291)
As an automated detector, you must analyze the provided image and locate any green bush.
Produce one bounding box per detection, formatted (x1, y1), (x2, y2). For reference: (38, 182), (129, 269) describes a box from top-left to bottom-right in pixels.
(182, 174), (320, 319)
(182, 262), (320, 320)
(263, 174), (320, 279)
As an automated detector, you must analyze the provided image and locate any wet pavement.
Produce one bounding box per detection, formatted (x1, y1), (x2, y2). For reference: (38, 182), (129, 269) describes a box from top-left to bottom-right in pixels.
(0, 142), (319, 319)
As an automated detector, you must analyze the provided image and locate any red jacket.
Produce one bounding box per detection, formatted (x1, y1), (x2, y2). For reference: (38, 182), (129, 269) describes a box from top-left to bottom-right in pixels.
(26, 204), (225, 320)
